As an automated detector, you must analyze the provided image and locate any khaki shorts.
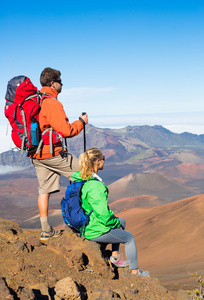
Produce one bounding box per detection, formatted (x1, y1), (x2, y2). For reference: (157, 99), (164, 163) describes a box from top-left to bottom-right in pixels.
(32, 154), (79, 194)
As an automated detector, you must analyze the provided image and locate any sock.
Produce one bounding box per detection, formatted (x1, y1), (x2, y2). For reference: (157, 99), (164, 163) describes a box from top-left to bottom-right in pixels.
(40, 216), (51, 232)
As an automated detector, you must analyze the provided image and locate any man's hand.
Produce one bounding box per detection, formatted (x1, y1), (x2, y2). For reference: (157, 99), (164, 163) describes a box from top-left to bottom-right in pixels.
(79, 113), (88, 125)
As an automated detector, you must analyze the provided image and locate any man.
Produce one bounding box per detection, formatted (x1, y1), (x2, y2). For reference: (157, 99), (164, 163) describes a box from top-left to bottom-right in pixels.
(28, 67), (88, 241)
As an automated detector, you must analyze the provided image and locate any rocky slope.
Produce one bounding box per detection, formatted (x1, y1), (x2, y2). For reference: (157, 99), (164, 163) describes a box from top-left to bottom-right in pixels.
(0, 218), (179, 300)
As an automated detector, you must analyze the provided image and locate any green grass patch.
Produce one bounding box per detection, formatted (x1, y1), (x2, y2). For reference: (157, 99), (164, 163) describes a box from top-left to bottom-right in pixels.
(125, 149), (155, 164)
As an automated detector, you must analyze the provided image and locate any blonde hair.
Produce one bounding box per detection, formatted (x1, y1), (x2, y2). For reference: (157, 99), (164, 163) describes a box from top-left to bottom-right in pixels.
(79, 148), (102, 180)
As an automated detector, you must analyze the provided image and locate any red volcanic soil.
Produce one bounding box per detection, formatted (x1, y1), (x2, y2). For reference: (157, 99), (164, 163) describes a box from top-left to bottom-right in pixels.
(0, 178), (38, 199)
(164, 162), (204, 179)
(0, 177), (66, 205)
(0, 177), (66, 223)
(106, 134), (120, 145)
(109, 195), (165, 213)
(102, 148), (116, 159)
(142, 158), (180, 171)
(117, 194), (204, 294)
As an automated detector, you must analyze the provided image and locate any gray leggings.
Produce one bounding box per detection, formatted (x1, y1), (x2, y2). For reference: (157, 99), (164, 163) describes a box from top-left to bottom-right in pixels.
(90, 218), (138, 269)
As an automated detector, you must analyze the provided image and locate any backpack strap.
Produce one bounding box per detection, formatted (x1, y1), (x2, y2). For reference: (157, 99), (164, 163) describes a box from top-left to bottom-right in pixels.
(49, 127), (53, 153)
(16, 92), (42, 154)
(79, 178), (99, 237)
(19, 105), (27, 154)
(35, 127), (50, 154)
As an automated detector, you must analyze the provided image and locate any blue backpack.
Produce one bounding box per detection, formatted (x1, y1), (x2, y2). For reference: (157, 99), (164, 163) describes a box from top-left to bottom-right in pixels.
(61, 179), (96, 237)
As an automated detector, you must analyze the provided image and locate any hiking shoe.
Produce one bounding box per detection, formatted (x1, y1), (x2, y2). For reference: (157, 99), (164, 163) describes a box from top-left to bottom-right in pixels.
(110, 255), (129, 268)
(137, 269), (150, 277)
(40, 228), (62, 241)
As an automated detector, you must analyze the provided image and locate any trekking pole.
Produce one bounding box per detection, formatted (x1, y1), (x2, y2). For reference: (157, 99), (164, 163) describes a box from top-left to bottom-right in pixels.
(82, 112), (86, 152)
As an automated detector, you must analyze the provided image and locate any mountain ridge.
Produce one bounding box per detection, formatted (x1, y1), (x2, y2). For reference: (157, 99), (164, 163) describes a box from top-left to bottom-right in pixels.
(2, 124), (204, 166)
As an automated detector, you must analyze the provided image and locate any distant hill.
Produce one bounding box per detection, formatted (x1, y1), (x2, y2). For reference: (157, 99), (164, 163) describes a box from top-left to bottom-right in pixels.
(0, 150), (31, 166)
(0, 175), (66, 224)
(108, 172), (197, 203)
(105, 125), (204, 148)
(163, 162), (204, 179)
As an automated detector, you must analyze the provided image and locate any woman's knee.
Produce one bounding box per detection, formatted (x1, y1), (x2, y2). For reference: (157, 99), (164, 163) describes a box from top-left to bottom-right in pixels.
(119, 217), (126, 229)
(125, 231), (135, 245)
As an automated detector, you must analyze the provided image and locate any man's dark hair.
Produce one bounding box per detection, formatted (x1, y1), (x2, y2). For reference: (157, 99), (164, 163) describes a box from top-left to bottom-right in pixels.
(40, 67), (61, 87)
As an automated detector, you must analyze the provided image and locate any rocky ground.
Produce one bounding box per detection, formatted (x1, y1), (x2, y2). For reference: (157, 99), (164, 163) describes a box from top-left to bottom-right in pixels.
(0, 218), (193, 299)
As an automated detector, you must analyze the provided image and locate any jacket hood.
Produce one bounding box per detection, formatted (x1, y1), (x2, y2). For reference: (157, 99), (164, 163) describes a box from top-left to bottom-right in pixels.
(72, 171), (95, 182)
(72, 171), (83, 182)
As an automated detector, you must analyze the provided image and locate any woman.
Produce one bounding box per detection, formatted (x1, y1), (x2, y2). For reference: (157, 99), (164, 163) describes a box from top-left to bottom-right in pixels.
(72, 148), (149, 276)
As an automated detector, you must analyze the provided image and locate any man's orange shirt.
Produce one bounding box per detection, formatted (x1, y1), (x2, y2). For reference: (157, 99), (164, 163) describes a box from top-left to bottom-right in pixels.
(28, 86), (84, 159)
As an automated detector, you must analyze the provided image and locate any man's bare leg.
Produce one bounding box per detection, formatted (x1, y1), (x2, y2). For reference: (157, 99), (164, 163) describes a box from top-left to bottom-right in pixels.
(38, 193), (51, 232)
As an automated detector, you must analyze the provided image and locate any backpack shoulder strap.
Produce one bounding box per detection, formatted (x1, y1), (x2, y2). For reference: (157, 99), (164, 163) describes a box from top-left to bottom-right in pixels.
(85, 177), (99, 183)
(41, 93), (57, 102)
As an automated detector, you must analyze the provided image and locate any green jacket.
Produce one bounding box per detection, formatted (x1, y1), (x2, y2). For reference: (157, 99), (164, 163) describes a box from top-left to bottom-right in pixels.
(72, 171), (121, 239)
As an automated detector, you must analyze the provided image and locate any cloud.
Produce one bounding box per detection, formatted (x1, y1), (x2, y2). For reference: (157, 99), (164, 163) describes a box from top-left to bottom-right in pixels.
(61, 87), (114, 101)
(0, 123), (15, 153)
(164, 124), (204, 135)
(0, 165), (27, 174)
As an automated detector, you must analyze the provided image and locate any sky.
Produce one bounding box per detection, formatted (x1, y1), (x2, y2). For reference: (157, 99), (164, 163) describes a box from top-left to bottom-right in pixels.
(0, 0), (204, 153)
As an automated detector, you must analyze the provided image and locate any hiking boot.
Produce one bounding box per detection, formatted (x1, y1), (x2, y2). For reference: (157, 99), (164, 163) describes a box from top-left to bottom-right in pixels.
(40, 228), (62, 241)
(137, 269), (150, 277)
(110, 255), (129, 268)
